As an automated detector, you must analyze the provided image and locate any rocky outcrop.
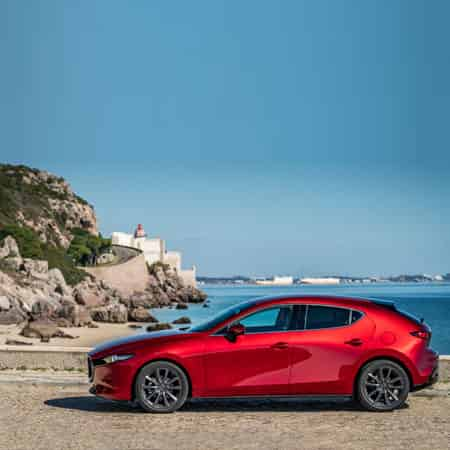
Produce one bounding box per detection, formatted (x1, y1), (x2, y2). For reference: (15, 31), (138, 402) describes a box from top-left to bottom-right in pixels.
(0, 236), (207, 338)
(90, 303), (128, 323)
(0, 165), (98, 248)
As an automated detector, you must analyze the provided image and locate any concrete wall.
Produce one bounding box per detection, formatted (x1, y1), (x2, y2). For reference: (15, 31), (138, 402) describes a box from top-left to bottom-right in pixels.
(0, 346), (89, 371)
(180, 267), (197, 288)
(84, 253), (148, 296)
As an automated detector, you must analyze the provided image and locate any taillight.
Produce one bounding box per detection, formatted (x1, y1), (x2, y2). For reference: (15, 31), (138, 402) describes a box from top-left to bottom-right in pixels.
(410, 330), (430, 341)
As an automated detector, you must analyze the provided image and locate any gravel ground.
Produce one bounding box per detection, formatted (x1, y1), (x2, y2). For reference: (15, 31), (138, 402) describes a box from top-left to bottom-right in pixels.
(0, 383), (449, 450)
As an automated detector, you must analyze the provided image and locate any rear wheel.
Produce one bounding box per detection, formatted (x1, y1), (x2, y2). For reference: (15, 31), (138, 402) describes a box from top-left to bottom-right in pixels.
(135, 361), (189, 413)
(357, 359), (410, 412)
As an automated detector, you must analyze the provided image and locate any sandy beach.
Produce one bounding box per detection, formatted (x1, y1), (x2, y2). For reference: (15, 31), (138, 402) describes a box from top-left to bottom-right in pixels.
(0, 322), (142, 348)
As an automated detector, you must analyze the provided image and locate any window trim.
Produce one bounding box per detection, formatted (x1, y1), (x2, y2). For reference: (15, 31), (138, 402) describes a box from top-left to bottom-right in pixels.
(213, 304), (296, 336)
(302, 304), (365, 332)
(211, 303), (365, 336)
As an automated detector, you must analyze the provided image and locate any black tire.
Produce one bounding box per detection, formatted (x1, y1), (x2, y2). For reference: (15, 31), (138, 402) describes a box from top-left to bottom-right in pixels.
(135, 361), (189, 413)
(357, 359), (410, 412)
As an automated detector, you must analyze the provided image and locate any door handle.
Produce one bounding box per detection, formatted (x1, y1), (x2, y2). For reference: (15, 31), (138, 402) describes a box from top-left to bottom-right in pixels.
(345, 338), (363, 346)
(271, 342), (289, 350)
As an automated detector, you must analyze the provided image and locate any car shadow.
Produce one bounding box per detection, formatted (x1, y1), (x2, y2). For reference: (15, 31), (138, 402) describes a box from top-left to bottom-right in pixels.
(45, 396), (408, 414)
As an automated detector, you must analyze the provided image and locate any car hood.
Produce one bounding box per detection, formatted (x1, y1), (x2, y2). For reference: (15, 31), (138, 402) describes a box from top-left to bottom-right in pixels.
(89, 329), (188, 357)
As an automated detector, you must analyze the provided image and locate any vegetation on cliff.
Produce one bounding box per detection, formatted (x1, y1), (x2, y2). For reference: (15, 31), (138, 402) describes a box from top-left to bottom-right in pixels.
(0, 163), (97, 248)
(67, 228), (111, 266)
(0, 224), (87, 285)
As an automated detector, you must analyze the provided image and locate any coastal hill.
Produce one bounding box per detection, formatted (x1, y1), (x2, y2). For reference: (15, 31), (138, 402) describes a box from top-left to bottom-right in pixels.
(0, 164), (206, 340)
(0, 164), (97, 249)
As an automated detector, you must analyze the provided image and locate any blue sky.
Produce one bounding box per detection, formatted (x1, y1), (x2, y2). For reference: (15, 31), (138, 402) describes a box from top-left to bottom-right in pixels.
(1, 1), (449, 276)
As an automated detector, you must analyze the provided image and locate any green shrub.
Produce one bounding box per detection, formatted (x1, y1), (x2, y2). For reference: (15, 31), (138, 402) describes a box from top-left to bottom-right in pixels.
(68, 228), (111, 266)
(0, 224), (87, 286)
(0, 224), (43, 259)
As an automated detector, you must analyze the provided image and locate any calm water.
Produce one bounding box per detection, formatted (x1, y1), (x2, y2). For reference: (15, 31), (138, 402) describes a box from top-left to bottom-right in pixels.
(149, 283), (450, 354)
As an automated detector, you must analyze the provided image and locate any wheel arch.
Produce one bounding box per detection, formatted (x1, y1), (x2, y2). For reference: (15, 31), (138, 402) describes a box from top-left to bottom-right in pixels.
(352, 355), (414, 397)
(131, 358), (193, 401)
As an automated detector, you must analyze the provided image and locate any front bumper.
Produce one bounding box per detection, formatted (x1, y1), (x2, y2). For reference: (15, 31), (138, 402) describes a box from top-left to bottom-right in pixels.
(87, 355), (136, 401)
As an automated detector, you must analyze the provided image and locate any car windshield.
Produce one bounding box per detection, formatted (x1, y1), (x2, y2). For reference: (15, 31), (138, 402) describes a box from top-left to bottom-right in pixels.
(189, 299), (259, 332)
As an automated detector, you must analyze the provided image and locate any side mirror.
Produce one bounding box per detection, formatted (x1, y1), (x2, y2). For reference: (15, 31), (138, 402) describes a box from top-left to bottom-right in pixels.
(225, 323), (245, 342)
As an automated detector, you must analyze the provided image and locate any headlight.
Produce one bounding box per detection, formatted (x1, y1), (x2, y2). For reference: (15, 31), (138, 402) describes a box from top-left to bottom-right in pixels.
(102, 354), (134, 365)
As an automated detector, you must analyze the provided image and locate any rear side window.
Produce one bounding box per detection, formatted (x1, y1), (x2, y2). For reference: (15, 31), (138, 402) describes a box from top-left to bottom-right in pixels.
(305, 306), (351, 330)
(350, 310), (363, 323)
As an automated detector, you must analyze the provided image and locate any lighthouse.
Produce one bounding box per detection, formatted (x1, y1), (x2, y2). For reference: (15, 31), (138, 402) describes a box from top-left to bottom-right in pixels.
(134, 223), (147, 238)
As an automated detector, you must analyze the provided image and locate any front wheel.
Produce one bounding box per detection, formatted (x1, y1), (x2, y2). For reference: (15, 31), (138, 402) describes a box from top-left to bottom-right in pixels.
(357, 359), (410, 412)
(135, 361), (189, 413)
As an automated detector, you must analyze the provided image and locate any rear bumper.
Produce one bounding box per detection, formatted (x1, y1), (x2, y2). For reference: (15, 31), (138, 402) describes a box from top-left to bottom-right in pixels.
(412, 361), (439, 392)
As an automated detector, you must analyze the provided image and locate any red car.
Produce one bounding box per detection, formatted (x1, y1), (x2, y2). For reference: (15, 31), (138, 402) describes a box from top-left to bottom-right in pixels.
(88, 295), (439, 413)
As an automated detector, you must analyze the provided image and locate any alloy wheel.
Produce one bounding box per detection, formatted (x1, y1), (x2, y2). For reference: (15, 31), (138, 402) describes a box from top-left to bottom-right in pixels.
(136, 361), (189, 413)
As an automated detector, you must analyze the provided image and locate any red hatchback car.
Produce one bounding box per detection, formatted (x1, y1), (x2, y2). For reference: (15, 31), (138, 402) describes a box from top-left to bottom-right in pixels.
(88, 295), (439, 413)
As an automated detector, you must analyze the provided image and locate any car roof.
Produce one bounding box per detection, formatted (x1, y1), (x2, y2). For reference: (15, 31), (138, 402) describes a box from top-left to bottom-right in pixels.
(242, 294), (391, 310)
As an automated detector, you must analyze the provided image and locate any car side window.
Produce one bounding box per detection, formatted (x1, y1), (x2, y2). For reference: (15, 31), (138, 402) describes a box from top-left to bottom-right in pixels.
(305, 305), (351, 330)
(238, 306), (293, 333)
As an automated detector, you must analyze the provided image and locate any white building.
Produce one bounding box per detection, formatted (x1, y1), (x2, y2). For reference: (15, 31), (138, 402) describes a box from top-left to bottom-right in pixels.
(111, 224), (197, 288)
(300, 277), (341, 285)
(255, 276), (294, 286)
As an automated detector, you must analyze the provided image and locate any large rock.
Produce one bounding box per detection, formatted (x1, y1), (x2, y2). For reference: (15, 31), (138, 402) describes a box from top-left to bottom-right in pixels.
(0, 306), (27, 325)
(128, 307), (158, 323)
(30, 298), (60, 321)
(90, 303), (127, 323)
(2, 257), (23, 272)
(146, 323), (172, 332)
(23, 259), (48, 280)
(172, 316), (191, 324)
(48, 268), (71, 296)
(20, 320), (75, 341)
(0, 236), (20, 259)
(74, 285), (106, 308)
(0, 296), (11, 311)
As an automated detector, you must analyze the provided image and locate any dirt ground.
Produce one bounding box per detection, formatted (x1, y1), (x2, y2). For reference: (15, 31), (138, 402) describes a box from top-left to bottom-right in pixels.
(0, 383), (449, 450)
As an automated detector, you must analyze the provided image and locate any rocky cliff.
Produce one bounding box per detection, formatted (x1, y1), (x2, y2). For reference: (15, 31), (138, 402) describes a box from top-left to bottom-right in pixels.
(0, 164), (97, 248)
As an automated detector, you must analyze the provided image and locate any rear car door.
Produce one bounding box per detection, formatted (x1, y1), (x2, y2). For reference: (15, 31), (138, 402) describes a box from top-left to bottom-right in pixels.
(289, 304), (375, 395)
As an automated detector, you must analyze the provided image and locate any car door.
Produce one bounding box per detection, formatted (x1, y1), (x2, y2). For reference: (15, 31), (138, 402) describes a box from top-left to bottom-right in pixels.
(202, 306), (293, 397)
(289, 305), (375, 395)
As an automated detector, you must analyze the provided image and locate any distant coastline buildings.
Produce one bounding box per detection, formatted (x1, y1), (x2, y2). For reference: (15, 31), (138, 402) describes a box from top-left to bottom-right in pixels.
(300, 277), (341, 285)
(255, 276), (294, 286)
(111, 224), (197, 288)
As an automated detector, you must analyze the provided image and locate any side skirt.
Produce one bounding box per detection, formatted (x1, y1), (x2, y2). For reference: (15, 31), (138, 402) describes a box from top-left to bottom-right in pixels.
(192, 394), (353, 402)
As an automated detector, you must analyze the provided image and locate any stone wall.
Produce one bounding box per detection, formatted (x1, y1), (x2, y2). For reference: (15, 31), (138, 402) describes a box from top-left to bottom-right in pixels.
(83, 253), (148, 296)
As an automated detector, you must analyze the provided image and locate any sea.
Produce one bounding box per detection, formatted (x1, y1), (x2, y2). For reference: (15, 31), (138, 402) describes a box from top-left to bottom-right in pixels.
(149, 282), (450, 354)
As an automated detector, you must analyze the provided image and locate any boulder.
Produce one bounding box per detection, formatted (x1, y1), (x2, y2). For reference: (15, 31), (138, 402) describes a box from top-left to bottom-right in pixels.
(20, 320), (76, 341)
(30, 298), (60, 321)
(176, 303), (188, 310)
(128, 307), (158, 323)
(146, 323), (172, 332)
(90, 303), (127, 323)
(74, 286), (105, 308)
(2, 257), (23, 272)
(0, 236), (20, 259)
(0, 306), (27, 325)
(172, 316), (191, 324)
(23, 259), (48, 280)
(0, 296), (11, 311)
(127, 291), (157, 309)
(48, 268), (71, 296)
